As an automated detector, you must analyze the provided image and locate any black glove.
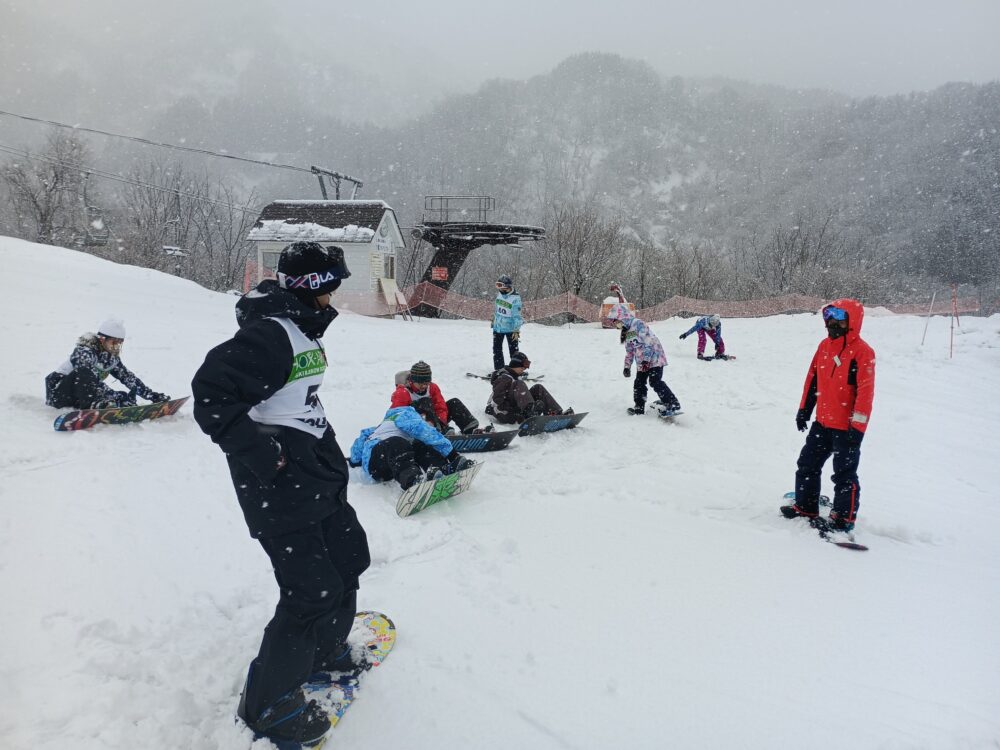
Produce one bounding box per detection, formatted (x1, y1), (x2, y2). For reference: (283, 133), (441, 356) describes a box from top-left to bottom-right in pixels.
(148, 392), (170, 403)
(679, 333), (688, 340)
(623, 367), (631, 378)
(847, 427), (865, 447)
(795, 409), (810, 432)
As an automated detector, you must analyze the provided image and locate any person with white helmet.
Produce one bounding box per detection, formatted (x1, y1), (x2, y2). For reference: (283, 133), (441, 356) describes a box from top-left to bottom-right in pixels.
(605, 304), (682, 417)
(679, 314), (728, 360)
(491, 274), (523, 371)
(44, 317), (170, 410)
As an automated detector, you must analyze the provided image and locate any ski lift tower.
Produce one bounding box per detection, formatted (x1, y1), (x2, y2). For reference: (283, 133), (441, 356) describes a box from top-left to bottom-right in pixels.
(408, 196), (545, 318)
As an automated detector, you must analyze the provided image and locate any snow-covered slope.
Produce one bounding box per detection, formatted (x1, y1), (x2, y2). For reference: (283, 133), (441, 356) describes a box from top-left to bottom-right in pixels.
(1, 238), (998, 749)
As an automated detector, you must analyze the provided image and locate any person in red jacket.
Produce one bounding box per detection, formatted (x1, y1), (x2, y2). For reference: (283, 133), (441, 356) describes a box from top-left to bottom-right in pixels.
(390, 361), (483, 435)
(780, 299), (875, 532)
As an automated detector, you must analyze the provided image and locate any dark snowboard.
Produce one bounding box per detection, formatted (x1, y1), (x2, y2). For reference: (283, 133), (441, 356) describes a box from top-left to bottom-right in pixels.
(447, 429), (518, 452)
(780, 492), (867, 551)
(54, 397), (189, 432)
(518, 411), (588, 436)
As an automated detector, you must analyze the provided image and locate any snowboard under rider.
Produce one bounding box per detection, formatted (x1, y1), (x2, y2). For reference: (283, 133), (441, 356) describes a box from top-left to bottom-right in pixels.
(390, 360), (486, 435)
(191, 242), (370, 748)
(605, 304), (682, 416)
(679, 314), (728, 360)
(350, 404), (476, 490)
(781, 299), (876, 532)
(486, 352), (572, 424)
(491, 274), (523, 371)
(44, 318), (170, 410)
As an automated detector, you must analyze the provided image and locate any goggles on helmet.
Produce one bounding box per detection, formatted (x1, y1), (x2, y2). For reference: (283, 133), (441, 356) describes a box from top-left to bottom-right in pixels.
(823, 306), (848, 322)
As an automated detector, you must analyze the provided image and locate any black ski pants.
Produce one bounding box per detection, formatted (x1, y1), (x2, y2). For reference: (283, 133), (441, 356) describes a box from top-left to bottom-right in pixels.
(492, 332), (520, 371)
(445, 398), (479, 433)
(633, 366), (679, 410)
(243, 502), (370, 720)
(794, 422), (863, 522)
(495, 384), (563, 424)
(45, 368), (106, 409)
(367, 436), (449, 487)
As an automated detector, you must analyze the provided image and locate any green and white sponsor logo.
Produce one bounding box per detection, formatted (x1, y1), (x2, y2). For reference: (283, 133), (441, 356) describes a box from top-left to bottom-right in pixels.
(288, 348), (326, 382)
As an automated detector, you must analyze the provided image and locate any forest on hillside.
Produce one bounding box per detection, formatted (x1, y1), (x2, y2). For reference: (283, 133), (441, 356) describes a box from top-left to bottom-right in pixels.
(2, 53), (997, 308)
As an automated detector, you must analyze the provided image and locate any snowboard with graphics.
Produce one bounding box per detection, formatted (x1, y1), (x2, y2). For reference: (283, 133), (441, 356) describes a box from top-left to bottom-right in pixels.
(53, 397), (189, 432)
(300, 611), (396, 747)
(518, 411), (588, 436)
(396, 463), (483, 518)
(447, 429), (518, 452)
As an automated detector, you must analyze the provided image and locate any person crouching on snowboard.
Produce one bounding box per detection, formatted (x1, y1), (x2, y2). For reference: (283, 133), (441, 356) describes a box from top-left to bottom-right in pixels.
(605, 304), (681, 417)
(391, 360), (485, 435)
(44, 317), (170, 410)
(679, 314), (728, 360)
(781, 299), (875, 532)
(486, 352), (572, 424)
(350, 403), (475, 489)
(191, 242), (370, 748)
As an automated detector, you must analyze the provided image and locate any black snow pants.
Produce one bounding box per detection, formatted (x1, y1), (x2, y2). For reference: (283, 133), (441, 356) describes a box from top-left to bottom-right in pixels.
(633, 366), (680, 410)
(243, 502), (370, 721)
(445, 397), (479, 434)
(492, 332), (520, 371)
(45, 368), (111, 409)
(367, 436), (450, 488)
(794, 422), (863, 523)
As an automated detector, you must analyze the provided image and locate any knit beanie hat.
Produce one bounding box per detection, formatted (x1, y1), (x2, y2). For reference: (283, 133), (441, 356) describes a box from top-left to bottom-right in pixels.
(509, 352), (531, 369)
(97, 318), (126, 339)
(409, 361), (433, 383)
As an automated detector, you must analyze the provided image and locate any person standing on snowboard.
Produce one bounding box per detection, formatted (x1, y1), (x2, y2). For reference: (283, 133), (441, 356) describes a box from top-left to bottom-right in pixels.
(605, 303), (682, 417)
(781, 299), (875, 532)
(191, 242), (370, 747)
(679, 314), (728, 360)
(491, 274), (523, 371)
(44, 317), (170, 410)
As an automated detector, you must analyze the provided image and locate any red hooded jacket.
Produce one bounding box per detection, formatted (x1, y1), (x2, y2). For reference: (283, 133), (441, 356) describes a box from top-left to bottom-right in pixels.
(391, 381), (449, 424)
(798, 298), (876, 433)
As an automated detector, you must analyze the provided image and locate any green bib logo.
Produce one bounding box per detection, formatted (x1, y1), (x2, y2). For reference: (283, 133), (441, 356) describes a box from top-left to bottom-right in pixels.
(288, 348), (326, 382)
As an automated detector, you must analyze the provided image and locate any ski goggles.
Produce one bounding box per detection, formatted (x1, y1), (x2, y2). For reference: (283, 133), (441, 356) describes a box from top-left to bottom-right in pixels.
(822, 306), (848, 322)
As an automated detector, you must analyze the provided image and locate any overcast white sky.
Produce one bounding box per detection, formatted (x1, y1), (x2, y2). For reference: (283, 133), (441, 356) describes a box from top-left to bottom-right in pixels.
(3, 0), (999, 99)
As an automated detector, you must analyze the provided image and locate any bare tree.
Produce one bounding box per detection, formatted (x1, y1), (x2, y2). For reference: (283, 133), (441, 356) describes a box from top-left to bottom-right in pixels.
(1, 130), (89, 246)
(542, 203), (629, 299)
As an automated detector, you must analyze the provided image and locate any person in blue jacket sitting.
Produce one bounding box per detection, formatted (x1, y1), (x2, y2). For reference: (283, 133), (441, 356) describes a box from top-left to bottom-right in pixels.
(492, 274), (523, 371)
(679, 314), (729, 360)
(350, 401), (475, 490)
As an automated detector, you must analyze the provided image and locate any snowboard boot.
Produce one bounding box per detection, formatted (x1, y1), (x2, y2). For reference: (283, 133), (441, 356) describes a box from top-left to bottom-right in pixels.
(627, 405), (645, 415)
(657, 402), (682, 417)
(562, 408), (574, 415)
(827, 511), (855, 533)
(459, 418), (481, 435)
(309, 642), (375, 685)
(398, 466), (423, 490)
(779, 503), (820, 520)
(471, 424), (495, 434)
(715, 353), (729, 361)
(237, 687), (329, 748)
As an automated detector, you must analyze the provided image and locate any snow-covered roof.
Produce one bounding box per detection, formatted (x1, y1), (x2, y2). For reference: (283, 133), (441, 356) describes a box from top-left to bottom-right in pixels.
(249, 200), (395, 242)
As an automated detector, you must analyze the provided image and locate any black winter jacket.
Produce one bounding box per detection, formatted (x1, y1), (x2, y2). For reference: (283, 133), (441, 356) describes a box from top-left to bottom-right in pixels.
(192, 281), (350, 538)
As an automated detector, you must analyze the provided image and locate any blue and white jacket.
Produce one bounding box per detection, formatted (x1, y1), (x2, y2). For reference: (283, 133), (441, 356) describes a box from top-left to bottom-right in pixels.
(681, 316), (723, 339)
(350, 406), (454, 476)
(492, 291), (523, 334)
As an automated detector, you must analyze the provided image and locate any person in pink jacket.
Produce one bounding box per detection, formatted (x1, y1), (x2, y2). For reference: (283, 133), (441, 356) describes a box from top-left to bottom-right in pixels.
(606, 304), (682, 417)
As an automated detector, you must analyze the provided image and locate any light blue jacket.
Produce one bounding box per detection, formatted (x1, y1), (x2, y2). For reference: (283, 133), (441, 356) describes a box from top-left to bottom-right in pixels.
(350, 406), (454, 476)
(492, 291), (523, 334)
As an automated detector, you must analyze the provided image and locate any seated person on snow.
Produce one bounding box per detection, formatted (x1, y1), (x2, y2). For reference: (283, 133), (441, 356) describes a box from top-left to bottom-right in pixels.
(390, 360), (485, 435)
(44, 317), (170, 410)
(679, 314), (728, 360)
(350, 403), (475, 490)
(486, 352), (572, 424)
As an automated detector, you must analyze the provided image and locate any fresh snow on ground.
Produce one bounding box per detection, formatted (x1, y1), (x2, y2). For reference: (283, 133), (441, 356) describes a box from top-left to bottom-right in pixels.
(1, 237), (998, 749)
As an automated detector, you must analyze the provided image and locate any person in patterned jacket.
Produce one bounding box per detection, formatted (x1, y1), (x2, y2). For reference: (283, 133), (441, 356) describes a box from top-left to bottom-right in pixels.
(44, 318), (170, 409)
(780, 298), (876, 532)
(605, 303), (682, 417)
(191, 242), (369, 748)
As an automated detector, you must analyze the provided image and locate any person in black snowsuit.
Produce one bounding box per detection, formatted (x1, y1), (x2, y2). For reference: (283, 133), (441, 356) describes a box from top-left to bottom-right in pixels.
(44, 317), (170, 409)
(191, 242), (369, 748)
(486, 352), (571, 424)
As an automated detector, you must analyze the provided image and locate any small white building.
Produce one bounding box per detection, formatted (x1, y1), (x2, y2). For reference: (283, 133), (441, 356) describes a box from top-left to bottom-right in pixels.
(246, 200), (404, 293)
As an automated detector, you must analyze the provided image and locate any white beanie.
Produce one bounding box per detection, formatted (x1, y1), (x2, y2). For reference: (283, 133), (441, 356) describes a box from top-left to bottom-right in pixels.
(97, 317), (126, 339)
